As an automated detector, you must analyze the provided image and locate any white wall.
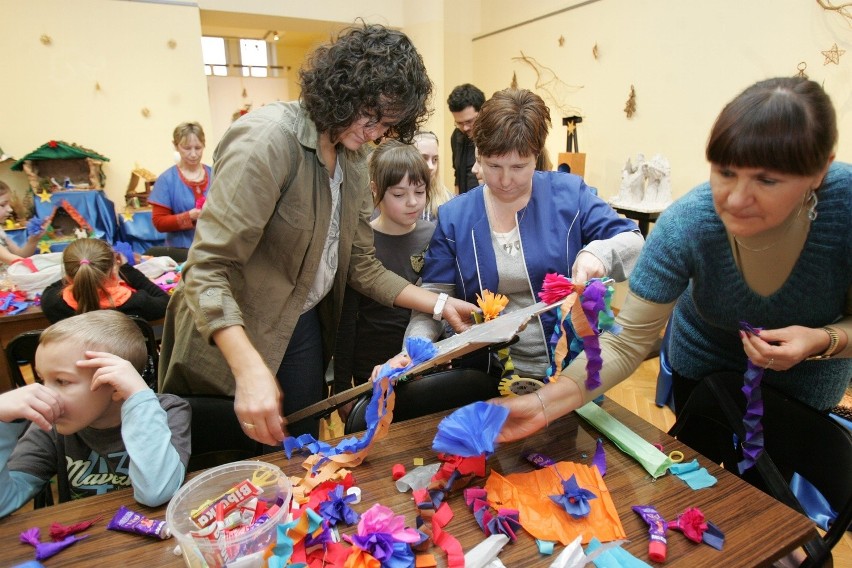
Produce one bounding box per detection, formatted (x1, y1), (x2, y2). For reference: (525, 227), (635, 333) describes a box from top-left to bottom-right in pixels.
(0, 0), (212, 207)
(470, 0), (852, 200)
(207, 76), (289, 148)
(197, 0), (405, 27)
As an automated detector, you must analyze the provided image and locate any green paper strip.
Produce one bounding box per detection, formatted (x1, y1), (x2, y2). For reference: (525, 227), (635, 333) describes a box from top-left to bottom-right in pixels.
(575, 402), (673, 478)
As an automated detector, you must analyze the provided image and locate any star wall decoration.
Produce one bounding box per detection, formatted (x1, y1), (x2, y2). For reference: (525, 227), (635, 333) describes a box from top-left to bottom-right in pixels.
(822, 43), (845, 65)
(122, 210), (135, 222)
(37, 190), (52, 203)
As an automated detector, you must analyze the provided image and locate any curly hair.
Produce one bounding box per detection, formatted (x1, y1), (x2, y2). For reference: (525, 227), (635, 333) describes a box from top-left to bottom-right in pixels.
(300, 23), (433, 144)
(473, 89), (551, 159)
(447, 84), (485, 113)
(706, 77), (837, 177)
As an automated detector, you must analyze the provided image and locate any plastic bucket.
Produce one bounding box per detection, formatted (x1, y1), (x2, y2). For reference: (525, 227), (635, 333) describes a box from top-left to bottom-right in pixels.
(166, 460), (292, 568)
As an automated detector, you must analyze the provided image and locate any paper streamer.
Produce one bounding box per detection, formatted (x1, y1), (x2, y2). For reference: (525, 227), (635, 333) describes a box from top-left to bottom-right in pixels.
(575, 402), (673, 478)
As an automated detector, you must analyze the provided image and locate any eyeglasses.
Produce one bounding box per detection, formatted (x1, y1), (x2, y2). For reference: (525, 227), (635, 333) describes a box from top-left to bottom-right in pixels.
(454, 118), (476, 130)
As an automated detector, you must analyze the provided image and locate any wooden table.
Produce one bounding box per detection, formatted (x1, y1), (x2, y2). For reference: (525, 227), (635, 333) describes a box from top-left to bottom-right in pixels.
(0, 399), (817, 567)
(0, 305), (50, 393)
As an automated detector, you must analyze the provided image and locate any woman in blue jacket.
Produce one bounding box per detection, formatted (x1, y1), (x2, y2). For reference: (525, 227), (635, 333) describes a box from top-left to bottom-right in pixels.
(406, 89), (643, 379)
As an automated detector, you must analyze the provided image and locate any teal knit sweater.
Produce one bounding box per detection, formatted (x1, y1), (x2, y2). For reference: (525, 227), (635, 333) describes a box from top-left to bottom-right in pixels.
(630, 162), (852, 410)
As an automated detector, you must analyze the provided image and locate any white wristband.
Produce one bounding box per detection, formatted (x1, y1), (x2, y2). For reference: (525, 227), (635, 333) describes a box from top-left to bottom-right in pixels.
(432, 292), (449, 321)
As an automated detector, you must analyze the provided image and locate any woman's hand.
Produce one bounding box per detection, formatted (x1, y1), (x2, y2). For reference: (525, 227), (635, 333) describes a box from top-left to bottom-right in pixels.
(443, 297), (479, 334)
(739, 325), (832, 371)
(233, 361), (286, 445)
(490, 393), (548, 443)
(571, 251), (606, 285)
(369, 353), (411, 382)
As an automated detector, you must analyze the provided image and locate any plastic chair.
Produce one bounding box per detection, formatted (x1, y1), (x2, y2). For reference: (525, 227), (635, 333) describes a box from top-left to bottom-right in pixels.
(669, 373), (852, 567)
(344, 368), (499, 434)
(182, 395), (263, 472)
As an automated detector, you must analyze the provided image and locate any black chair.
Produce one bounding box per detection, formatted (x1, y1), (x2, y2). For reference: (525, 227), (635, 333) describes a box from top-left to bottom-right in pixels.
(344, 368), (499, 434)
(5, 330), (43, 389)
(182, 395), (263, 472)
(143, 246), (189, 264)
(126, 315), (159, 390)
(669, 374), (852, 567)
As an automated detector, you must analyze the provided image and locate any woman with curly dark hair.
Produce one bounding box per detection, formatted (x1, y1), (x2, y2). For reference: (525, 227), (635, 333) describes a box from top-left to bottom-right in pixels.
(159, 23), (476, 445)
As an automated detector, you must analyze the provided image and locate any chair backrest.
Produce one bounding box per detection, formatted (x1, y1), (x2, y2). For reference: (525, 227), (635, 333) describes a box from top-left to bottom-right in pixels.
(182, 395), (263, 472)
(5, 330), (43, 388)
(345, 368), (499, 434)
(126, 314), (159, 390)
(669, 374), (852, 567)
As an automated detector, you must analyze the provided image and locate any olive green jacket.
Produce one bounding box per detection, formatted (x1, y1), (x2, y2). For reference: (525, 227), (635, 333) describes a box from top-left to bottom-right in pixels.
(158, 102), (408, 395)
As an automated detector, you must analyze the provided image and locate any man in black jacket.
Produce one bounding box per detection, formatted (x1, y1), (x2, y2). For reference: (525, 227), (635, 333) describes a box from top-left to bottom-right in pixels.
(447, 84), (485, 194)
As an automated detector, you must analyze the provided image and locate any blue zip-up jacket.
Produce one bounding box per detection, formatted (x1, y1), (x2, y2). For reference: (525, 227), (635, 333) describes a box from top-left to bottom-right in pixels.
(422, 171), (640, 339)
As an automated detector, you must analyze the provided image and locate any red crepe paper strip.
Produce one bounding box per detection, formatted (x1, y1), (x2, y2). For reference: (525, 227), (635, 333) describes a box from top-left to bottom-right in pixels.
(667, 507), (708, 543)
(738, 321), (766, 474)
(49, 515), (102, 540)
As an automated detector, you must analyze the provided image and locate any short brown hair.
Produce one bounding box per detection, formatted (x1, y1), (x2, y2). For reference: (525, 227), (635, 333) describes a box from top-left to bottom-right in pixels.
(369, 139), (432, 208)
(706, 77), (837, 176)
(472, 89), (551, 159)
(40, 310), (148, 373)
(172, 122), (206, 147)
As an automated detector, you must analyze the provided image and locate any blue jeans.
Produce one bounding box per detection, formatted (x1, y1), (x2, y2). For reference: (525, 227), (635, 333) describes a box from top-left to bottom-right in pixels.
(275, 307), (324, 439)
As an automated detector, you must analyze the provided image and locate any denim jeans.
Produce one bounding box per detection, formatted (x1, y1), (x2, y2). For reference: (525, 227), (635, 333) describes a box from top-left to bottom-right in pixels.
(275, 307), (324, 439)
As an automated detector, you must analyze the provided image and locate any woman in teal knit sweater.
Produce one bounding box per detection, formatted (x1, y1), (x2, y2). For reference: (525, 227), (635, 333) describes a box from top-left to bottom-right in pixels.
(497, 77), (851, 445)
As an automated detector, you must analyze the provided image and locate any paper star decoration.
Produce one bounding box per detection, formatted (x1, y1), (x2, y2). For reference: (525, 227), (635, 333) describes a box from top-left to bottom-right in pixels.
(38, 240), (52, 254)
(122, 210), (135, 222)
(38, 190), (52, 203)
(822, 43), (845, 65)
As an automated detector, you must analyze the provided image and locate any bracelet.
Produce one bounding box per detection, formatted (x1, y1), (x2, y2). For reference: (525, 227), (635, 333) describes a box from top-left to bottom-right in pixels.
(806, 327), (841, 360)
(534, 389), (549, 429)
(432, 292), (449, 321)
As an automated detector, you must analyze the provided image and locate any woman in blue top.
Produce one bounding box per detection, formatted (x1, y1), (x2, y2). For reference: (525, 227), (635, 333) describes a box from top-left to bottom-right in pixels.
(497, 77), (851, 448)
(406, 89), (643, 379)
(149, 122), (212, 248)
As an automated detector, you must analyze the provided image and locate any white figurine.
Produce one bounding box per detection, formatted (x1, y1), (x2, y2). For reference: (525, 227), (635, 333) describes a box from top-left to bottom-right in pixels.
(612, 153), (672, 211)
(73, 227), (88, 239)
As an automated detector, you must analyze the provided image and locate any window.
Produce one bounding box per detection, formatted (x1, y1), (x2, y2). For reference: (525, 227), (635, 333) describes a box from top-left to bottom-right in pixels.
(201, 36), (227, 76)
(239, 39), (268, 77)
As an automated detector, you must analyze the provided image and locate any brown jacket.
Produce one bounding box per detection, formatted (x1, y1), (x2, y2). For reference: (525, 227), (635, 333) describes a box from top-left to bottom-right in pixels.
(158, 102), (408, 395)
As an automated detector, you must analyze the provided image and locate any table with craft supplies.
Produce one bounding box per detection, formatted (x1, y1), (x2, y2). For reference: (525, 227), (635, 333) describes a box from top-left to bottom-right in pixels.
(0, 397), (817, 567)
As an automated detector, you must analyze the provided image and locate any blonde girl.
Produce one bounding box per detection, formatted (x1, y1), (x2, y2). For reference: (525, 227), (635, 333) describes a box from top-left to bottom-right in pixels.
(412, 131), (455, 221)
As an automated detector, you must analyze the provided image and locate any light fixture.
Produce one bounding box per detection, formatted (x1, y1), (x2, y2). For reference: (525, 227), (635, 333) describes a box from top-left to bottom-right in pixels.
(262, 30), (281, 42)
(273, 31), (280, 41)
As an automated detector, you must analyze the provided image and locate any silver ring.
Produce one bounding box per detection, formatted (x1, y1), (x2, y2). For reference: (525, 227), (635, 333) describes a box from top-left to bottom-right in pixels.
(766, 358), (774, 369)
(242, 422), (256, 429)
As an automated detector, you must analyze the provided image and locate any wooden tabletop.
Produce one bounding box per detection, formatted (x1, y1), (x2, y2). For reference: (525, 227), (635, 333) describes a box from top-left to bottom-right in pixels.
(0, 398), (817, 567)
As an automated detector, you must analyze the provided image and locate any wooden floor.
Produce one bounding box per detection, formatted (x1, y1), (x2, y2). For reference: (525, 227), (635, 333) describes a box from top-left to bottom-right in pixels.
(321, 356), (851, 567)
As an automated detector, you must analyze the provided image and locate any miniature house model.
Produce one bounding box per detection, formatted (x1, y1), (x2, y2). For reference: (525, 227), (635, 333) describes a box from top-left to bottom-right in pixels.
(11, 140), (109, 193)
(41, 199), (94, 244)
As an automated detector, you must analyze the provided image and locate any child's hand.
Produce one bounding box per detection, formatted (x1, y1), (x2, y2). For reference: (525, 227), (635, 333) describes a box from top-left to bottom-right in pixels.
(78, 351), (148, 402)
(0, 384), (63, 431)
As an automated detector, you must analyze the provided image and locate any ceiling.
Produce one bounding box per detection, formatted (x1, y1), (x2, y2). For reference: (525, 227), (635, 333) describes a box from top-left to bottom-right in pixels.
(199, 10), (345, 47)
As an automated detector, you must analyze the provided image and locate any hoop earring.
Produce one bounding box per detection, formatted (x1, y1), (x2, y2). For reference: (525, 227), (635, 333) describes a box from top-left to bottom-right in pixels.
(806, 191), (818, 222)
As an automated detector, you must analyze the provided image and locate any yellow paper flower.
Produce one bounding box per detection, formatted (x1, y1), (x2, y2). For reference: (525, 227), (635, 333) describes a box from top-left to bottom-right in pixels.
(476, 289), (509, 321)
